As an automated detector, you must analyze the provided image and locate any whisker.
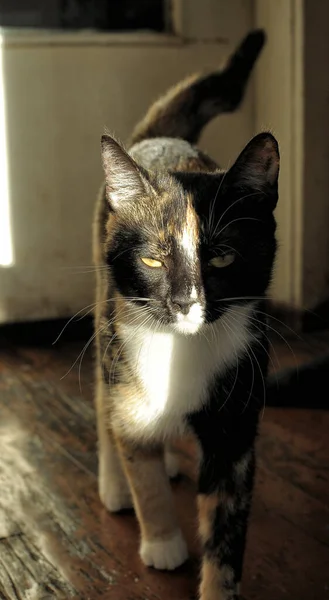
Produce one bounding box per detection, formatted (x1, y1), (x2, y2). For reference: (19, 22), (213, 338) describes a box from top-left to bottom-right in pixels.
(227, 310), (281, 409)
(210, 191), (261, 240)
(53, 301), (102, 345)
(227, 307), (279, 375)
(101, 310), (150, 372)
(207, 169), (229, 237)
(100, 304), (155, 372)
(242, 339), (266, 417)
(216, 318), (240, 413)
(211, 243), (243, 259)
(68, 269), (108, 275)
(61, 322), (108, 383)
(53, 296), (158, 345)
(112, 247), (134, 262)
(109, 313), (155, 382)
(222, 313), (267, 417)
(221, 313), (255, 414)
(214, 217), (262, 240)
(250, 311), (300, 376)
(61, 265), (109, 272)
(216, 299), (300, 376)
(252, 307), (304, 344)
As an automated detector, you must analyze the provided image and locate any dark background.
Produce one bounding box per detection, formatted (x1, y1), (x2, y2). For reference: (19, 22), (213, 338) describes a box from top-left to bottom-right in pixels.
(0, 0), (167, 31)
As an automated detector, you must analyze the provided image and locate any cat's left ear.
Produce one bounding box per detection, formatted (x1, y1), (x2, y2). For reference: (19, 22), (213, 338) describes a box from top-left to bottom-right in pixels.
(101, 134), (150, 211)
(227, 132), (280, 210)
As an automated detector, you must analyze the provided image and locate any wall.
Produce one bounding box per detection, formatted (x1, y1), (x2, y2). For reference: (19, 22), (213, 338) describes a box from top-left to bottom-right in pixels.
(302, 0), (329, 308)
(255, 0), (304, 307)
(256, 0), (329, 311)
(0, 25), (255, 322)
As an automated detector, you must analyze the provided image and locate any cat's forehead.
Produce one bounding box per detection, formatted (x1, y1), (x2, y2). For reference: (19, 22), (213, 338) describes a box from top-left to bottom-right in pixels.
(154, 187), (198, 232)
(118, 180), (198, 259)
(142, 198), (200, 267)
(178, 197), (199, 258)
(171, 171), (228, 210)
(142, 171), (224, 227)
(122, 170), (230, 249)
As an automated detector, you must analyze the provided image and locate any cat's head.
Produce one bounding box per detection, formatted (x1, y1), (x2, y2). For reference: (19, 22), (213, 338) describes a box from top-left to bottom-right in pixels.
(101, 133), (279, 335)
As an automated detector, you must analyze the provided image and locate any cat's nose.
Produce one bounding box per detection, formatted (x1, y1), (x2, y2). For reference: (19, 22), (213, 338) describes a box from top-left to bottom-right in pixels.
(172, 298), (195, 315)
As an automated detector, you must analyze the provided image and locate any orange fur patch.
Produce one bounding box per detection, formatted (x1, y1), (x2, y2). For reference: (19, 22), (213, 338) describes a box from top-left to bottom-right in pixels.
(200, 560), (235, 600)
(198, 490), (236, 544)
(197, 493), (218, 543)
(115, 438), (179, 542)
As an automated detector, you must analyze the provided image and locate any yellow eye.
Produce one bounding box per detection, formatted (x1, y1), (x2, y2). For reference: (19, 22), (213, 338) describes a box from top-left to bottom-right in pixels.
(141, 257), (163, 268)
(209, 254), (235, 268)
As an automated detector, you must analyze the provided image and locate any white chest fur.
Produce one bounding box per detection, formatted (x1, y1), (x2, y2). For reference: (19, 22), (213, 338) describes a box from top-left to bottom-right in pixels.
(117, 304), (255, 441)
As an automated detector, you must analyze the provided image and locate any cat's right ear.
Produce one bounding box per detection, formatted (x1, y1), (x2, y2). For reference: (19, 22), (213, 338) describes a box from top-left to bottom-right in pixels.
(101, 134), (148, 211)
(225, 132), (280, 210)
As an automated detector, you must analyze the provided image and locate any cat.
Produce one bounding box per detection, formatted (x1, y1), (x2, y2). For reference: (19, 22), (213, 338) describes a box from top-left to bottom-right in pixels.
(93, 29), (279, 600)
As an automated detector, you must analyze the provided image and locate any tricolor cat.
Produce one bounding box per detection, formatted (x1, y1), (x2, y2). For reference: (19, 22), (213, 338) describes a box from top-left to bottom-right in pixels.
(93, 29), (279, 600)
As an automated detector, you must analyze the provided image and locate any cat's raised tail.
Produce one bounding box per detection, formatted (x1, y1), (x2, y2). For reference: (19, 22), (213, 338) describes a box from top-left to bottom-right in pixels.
(130, 29), (266, 147)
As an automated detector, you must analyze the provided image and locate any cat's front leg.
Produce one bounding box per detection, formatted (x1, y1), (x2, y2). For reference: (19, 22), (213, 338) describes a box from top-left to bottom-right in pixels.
(98, 426), (133, 512)
(115, 436), (188, 570)
(96, 380), (133, 512)
(197, 443), (255, 600)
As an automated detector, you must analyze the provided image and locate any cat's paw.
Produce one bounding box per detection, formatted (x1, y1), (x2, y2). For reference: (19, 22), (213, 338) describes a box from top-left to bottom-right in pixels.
(164, 450), (180, 479)
(99, 477), (133, 512)
(140, 530), (188, 570)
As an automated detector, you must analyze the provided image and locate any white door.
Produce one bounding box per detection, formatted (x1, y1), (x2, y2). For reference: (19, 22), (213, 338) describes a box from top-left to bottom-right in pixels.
(0, 1), (256, 323)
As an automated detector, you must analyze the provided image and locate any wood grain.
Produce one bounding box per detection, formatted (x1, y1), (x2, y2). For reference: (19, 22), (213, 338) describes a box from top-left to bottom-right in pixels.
(0, 320), (328, 599)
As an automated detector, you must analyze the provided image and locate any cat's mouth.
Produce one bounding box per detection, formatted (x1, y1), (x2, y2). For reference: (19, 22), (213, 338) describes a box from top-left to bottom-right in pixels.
(123, 297), (205, 335)
(174, 302), (204, 335)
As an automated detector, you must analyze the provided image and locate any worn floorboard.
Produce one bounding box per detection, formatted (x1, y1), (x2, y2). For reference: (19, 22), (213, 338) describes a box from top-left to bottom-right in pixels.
(0, 320), (328, 600)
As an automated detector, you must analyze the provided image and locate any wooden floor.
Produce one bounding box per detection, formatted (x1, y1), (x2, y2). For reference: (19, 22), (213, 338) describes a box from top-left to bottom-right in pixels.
(0, 319), (329, 600)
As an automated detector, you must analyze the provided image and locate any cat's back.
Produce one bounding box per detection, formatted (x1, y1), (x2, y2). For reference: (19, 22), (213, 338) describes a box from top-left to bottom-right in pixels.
(129, 137), (218, 173)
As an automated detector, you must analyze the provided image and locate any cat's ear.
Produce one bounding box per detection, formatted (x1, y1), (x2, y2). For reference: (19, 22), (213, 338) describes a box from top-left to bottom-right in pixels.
(101, 134), (149, 211)
(227, 132), (280, 208)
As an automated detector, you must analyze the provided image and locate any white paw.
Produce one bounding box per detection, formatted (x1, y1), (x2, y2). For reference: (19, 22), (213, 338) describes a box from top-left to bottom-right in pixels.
(140, 530), (188, 570)
(99, 476), (133, 512)
(164, 451), (180, 479)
